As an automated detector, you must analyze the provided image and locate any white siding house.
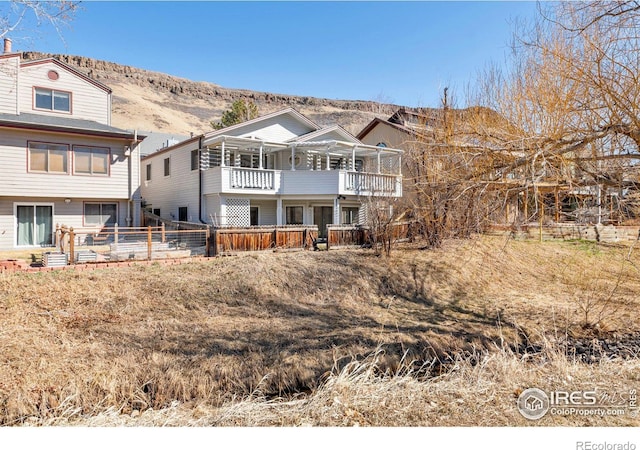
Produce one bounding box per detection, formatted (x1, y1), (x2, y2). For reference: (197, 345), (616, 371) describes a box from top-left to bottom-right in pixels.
(0, 40), (144, 250)
(140, 108), (403, 236)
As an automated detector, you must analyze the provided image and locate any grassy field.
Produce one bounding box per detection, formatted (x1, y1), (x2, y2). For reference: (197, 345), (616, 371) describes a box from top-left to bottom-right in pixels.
(1, 235), (639, 426)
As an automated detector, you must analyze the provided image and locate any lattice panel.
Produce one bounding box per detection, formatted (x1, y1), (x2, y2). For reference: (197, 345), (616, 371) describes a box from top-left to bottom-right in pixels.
(226, 198), (250, 227)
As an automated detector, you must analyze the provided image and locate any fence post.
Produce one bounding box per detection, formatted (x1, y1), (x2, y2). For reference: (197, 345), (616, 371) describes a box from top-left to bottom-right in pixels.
(205, 228), (211, 257)
(161, 223), (166, 243)
(69, 227), (75, 264)
(114, 223), (119, 245)
(55, 223), (60, 251)
(147, 226), (152, 261)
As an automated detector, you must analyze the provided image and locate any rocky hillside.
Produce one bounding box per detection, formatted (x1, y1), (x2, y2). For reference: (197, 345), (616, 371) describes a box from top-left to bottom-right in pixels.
(22, 52), (403, 136)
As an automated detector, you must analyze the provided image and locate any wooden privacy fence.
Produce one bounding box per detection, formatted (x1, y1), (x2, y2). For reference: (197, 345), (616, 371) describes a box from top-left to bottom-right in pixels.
(327, 225), (369, 247)
(211, 226), (318, 255)
(327, 221), (413, 248)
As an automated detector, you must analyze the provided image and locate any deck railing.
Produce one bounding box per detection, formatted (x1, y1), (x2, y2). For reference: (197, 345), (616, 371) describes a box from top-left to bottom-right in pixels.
(344, 171), (399, 195)
(51, 224), (209, 265)
(230, 167), (275, 190)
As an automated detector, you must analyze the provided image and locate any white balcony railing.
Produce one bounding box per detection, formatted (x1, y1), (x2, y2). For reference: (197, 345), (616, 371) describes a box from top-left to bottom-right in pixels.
(230, 167), (275, 190)
(205, 167), (401, 196)
(344, 171), (400, 195)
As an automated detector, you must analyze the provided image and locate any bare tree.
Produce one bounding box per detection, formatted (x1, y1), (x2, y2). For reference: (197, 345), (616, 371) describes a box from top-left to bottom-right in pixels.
(0, 1), (79, 43)
(399, 90), (507, 247)
(456, 1), (640, 227)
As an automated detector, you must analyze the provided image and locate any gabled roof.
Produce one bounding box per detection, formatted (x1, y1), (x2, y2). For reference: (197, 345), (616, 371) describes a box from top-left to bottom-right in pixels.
(0, 112), (144, 141)
(292, 125), (361, 144)
(202, 107), (320, 140)
(20, 57), (112, 94)
(388, 107), (439, 126)
(356, 116), (425, 141)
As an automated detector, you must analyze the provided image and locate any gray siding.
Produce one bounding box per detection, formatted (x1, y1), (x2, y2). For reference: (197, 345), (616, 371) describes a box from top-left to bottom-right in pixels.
(250, 199), (277, 225)
(231, 114), (316, 141)
(0, 55), (19, 114)
(204, 194), (222, 225)
(0, 128), (134, 199)
(140, 141), (200, 222)
(0, 197), (127, 249)
(18, 61), (110, 124)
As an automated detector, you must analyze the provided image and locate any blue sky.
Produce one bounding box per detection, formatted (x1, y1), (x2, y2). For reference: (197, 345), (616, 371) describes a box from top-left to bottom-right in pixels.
(10, 1), (539, 108)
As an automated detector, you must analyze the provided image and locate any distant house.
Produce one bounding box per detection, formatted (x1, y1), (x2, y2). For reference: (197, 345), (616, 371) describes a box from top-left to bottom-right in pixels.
(357, 108), (436, 152)
(359, 107), (639, 225)
(0, 39), (145, 250)
(140, 108), (402, 236)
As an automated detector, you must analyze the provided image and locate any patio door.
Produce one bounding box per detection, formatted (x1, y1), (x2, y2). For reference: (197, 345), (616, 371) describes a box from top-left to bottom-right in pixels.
(16, 204), (53, 246)
(314, 206), (333, 238)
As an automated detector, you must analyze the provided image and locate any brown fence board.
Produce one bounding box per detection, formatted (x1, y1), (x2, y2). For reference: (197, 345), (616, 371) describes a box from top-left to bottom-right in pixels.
(212, 226), (319, 255)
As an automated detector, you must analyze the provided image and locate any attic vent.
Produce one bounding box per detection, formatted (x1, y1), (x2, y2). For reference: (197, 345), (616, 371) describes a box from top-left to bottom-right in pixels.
(47, 70), (59, 81)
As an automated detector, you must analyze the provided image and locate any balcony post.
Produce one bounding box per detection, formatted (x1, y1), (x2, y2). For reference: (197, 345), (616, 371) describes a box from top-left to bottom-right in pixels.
(377, 150), (381, 174)
(220, 140), (226, 167)
(291, 145), (296, 171)
(397, 154), (402, 175)
(276, 198), (283, 225)
(325, 149), (330, 171)
(259, 142), (264, 169)
(351, 145), (357, 171)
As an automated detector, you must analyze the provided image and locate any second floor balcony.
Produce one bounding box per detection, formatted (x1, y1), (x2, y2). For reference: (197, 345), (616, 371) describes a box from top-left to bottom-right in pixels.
(202, 166), (402, 197)
(200, 135), (403, 197)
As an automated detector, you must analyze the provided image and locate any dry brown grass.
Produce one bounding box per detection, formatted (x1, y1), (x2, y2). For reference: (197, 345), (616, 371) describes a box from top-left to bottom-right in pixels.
(1, 235), (639, 426)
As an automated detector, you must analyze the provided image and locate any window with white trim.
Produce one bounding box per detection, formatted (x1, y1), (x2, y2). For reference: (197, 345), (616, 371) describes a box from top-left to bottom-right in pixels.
(16, 204), (54, 246)
(34, 88), (71, 112)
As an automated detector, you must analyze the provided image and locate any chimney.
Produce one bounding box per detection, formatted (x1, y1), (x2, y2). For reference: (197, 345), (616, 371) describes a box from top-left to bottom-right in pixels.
(3, 38), (12, 54)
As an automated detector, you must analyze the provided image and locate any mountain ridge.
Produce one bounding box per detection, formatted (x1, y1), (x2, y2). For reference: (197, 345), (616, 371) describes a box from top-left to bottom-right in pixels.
(22, 51), (408, 136)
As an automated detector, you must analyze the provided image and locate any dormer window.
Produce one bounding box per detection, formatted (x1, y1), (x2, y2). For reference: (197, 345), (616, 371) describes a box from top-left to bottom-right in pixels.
(34, 87), (71, 113)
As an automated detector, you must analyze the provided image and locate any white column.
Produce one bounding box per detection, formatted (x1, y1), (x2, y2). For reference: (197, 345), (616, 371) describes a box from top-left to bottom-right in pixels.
(219, 196), (227, 226)
(291, 145), (296, 171)
(334, 197), (340, 225)
(351, 146), (357, 171)
(220, 141), (226, 167)
(326, 150), (330, 171)
(398, 154), (402, 175)
(276, 198), (283, 225)
(259, 143), (264, 169)
(377, 150), (381, 174)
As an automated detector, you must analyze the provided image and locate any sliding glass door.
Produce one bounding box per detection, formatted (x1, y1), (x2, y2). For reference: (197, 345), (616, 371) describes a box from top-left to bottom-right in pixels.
(16, 205), (53, 246)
